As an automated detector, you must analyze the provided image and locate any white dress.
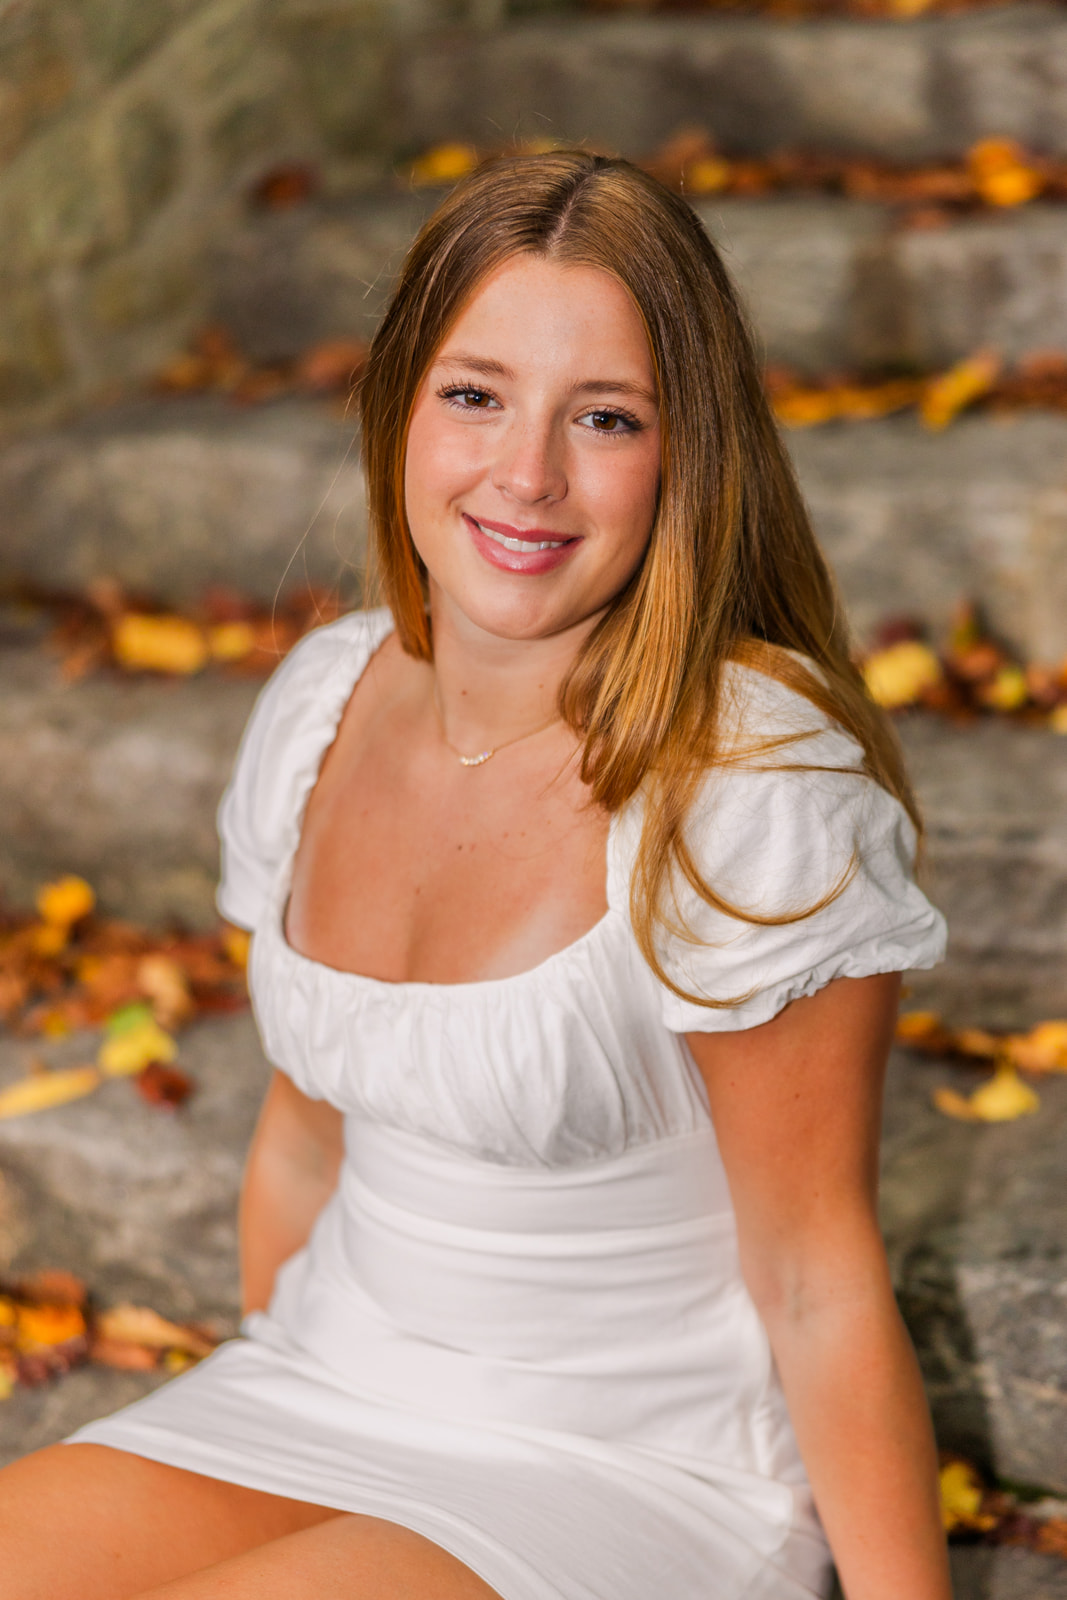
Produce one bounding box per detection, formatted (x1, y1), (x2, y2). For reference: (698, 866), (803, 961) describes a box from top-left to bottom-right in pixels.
(70, 608), (946, 1600)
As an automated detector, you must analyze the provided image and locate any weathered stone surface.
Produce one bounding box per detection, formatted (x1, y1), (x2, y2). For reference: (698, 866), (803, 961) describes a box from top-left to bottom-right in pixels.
(0, 1011), (270, 1467)
(210, 193), (1067, 376)
(0, 632), (259, 926)
(789, 414), (1067, 663)
(0, 0), (78, 168)
(115, 100), (182, 237)
(950, 1548), (1067, 1600)
(0, 281), (69, 405)
(0, 397), (367, 606)
(881, 1049), (1067, 1493)
(80, 0), (206, 81)
(397, 9), (1067, 161)
(900, 717), (1067, 1028)
(208, 192), (435, 361)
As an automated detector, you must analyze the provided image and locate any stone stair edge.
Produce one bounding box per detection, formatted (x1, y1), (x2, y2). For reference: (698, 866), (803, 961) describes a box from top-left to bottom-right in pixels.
(394, 4), (1067, 162)
(208, 190), (1067, 375)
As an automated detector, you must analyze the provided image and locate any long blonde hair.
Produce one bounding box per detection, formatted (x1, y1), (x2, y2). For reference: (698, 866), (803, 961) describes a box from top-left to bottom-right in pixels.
(360, 150), (918, 1006)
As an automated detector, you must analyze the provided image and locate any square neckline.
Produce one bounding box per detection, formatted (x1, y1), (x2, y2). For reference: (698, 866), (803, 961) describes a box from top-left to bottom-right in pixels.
(272, 608), (624, 996)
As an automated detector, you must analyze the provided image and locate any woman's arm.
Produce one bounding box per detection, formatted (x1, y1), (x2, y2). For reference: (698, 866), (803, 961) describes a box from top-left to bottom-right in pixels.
(239, 1068), (345, 1316)
(686, 973), (951, 1600)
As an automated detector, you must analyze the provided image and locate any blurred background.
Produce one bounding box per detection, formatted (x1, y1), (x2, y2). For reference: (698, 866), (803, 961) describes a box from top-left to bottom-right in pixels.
(2, 1), (1067, 1591)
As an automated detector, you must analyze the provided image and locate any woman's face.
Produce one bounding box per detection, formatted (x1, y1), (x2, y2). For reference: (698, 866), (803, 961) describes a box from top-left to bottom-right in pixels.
(404, 254), (661, 644)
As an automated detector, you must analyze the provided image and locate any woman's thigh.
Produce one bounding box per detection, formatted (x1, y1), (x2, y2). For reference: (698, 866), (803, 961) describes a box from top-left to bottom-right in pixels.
(0, 1442), (341, 1600)
(132, 1513), (506, 1599)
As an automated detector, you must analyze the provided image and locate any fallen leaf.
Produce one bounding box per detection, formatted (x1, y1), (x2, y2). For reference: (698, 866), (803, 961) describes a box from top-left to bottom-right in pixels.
(249, 162), (319, 210)
(112, 613), (209, 675)
(16, 1269), (88, 1307)
(920, 351), (1001, 430)
(863, 640), (943, 708)
(16, 1302), (87, 1350)
(976, 663), (1029, 712)
(940, 1459), (997, 1532)
(293, 338), (369, 395)
(97, 1016), (177, 1077)
(1002, 1020), (1067, 1074)
(136, 954), (194, 1029)
(409, 143), (480, 187)
(88, 1336), (160, 1371)
(36, 876), (95, 930)
(968, 138), (1044, 208)
(136, 1061), (194, 1109)
(207, 621), (257, 663)
(0, 1065), (101, 1120)
(934, 1065), (1040, 1122)
(93, 1304), (215, 1359)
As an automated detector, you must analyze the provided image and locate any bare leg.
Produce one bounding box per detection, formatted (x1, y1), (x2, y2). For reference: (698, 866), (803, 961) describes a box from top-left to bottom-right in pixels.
(131, 1514), (506, 1600)
(0, 1443), (341, 1600)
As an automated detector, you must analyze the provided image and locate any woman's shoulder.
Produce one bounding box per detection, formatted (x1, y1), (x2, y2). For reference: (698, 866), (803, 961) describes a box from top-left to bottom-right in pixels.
(716, 650), (864, 772)
(215, 607), (394, 929)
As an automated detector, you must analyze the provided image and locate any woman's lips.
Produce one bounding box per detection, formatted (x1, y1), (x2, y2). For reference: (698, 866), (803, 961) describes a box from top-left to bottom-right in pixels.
(463, 513), (580, 575)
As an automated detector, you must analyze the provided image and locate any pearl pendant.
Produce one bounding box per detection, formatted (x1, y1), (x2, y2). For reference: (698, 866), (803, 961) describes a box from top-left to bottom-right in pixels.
(458, 749), (494, 767)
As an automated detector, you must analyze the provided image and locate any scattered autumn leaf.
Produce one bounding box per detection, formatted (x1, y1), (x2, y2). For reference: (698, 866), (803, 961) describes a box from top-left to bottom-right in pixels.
(0, 1065), (101, 1120)
(112, 613), (209, 675)
(934, 1064), (1040, 1123)
(968, 138), (1044, 208)
(941, 1459), (997, 1532)
(863, 640), (943, 709)
(37, 876), (95, 931)
(409, 142), (480, 187)
(136, 1061), (195, 1110)
(97, 1009), (177, 1077)
(248, 162), (319, 210)
(93, 1304), (215, 1359)
(920, 350), (1001, 430)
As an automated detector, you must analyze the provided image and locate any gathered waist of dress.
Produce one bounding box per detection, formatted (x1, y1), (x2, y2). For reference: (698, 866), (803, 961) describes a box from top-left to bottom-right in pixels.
(343, 1118), (734, 1238)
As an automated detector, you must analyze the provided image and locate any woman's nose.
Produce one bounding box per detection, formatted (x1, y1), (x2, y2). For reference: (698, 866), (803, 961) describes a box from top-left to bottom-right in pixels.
(491, 417), (567, 505)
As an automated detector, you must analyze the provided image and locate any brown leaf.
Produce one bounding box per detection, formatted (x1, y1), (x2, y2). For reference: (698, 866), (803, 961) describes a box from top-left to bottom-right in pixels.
(249, 163), (319, 210)
(293, 338), (369, 396)
(136, 1061), (195, 1110)
(89, 1336), (160, 1371)
(15, 1269), (87, 1307)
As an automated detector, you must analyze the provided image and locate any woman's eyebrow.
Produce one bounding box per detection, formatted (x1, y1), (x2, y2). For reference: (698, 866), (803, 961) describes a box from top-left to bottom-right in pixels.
(436, 354), (656, 405)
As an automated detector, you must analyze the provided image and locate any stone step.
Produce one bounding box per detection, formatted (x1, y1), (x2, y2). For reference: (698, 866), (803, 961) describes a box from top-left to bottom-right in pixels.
(2, 1013), (1066, 1559)
(2, 398), (1065, 661)
(209, 191), (1067, 376)
(394, 8), (1067, 163)
(0, 398), (366, 610)
(1, 632), (1065, 1026)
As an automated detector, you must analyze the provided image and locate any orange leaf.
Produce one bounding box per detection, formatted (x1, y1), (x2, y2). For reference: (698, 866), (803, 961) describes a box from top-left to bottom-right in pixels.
(921, 351), (1001, 431)
(112, 614), (209, 675)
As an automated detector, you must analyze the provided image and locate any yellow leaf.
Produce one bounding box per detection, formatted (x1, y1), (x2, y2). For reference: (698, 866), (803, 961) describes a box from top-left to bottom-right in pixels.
(940, 1460), (996, 1532)
(934, 1065), (1039, 1122)
(771, 389), (845, 428)
(1003, 1020), (1067, 1074)
(0, 1356), (15, 1401)
(979, 663), (1028, 712)
(1050, 705), (1067, 734)
(97, 1018), (177, 1077)
(920, 351), (1000, 431)
(94, 1304), (214, 1358)
(863, 640), (943, 709)
(686, 156), (733, 194)
(895, 1009), (943, 1043)
(222, 924), (251, 971)
(207, 621), (257, 663)
(0, 1065), (101, 1120)
(36, 875), (95, 928)
(16, 1302), (86, 1350)
(0, 1297), (16, 1327)
(112, 613), (209, 675)
(968, 139), (1043, 207)
(409, 143), (480, 187)
(29, 922), (68, 958)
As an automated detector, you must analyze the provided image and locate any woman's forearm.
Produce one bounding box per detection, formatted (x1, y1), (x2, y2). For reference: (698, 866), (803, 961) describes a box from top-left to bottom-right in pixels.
(762, 1268), (951, 1600)
(239, 1070), (344, 1316)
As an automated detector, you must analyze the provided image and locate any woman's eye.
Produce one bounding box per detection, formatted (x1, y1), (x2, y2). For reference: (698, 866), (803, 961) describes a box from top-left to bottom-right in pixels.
(581, 410), (637, 435)
(441, 386), (498, 410)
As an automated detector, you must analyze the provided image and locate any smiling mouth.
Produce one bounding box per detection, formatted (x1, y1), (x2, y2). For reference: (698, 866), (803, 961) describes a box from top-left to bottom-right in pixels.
(468, 517), (572, 554)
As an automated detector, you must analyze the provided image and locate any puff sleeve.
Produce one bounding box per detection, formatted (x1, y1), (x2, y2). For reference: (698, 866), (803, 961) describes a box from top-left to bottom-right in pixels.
(216, 609), (393, 930)
(611, 661), (947, 1035)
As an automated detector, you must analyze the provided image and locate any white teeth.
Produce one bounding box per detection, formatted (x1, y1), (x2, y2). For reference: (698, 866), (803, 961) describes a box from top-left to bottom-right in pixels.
(474, 520), (565, 554)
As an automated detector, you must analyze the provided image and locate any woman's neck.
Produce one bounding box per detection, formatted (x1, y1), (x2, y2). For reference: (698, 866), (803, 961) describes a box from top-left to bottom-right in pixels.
(425, 592), (597, 751)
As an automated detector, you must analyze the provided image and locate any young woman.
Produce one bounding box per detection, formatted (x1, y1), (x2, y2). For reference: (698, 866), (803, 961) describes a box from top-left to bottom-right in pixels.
(2, 152), (950, 1600)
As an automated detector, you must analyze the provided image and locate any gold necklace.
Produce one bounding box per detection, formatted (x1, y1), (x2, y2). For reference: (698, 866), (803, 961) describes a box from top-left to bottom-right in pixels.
(433, 693), (562, 768)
